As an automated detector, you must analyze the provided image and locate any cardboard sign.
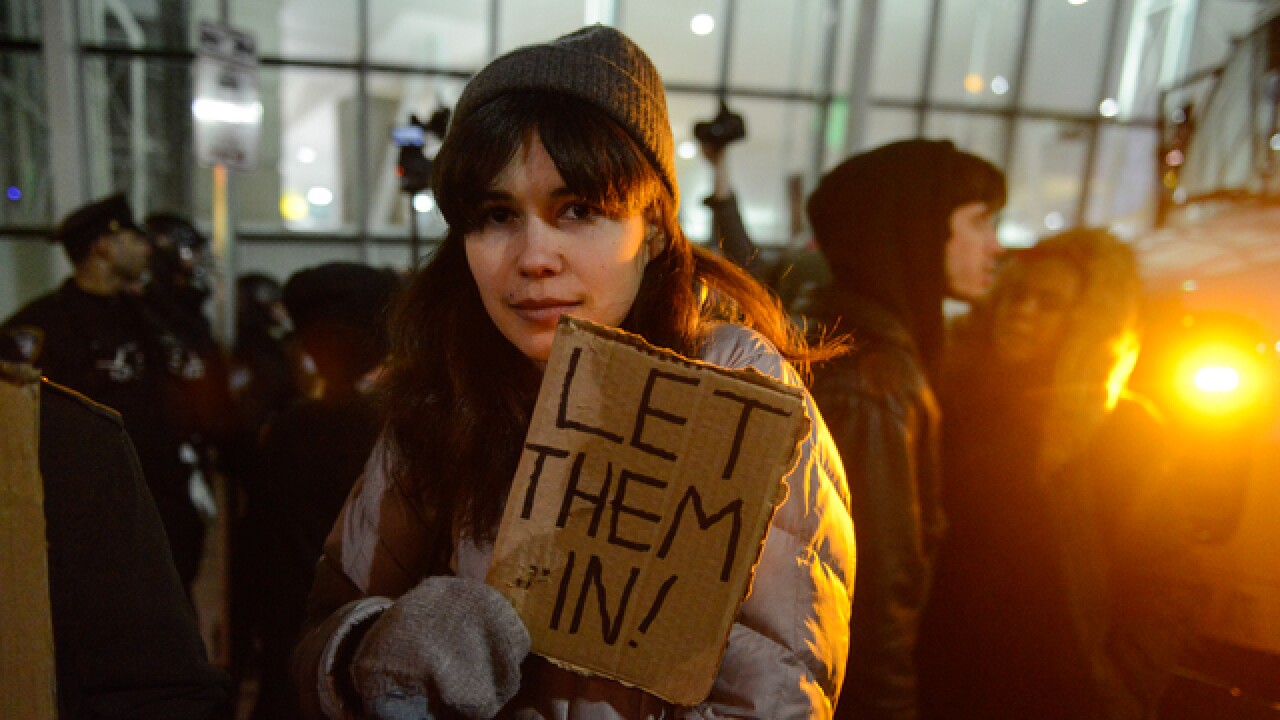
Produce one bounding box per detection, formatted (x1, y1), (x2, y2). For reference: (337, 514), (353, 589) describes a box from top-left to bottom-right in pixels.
(486, 318), (810, 705)
(0, 377), (57, 719)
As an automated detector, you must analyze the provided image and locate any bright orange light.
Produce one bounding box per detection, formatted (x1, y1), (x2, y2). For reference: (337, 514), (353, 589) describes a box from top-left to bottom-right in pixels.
(963, 73), (984, 94)
(1173, 342), (1262, 418)
(1193, 366), (1240, 393)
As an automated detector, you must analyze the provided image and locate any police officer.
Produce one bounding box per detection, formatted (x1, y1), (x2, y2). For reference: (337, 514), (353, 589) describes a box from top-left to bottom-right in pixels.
(2, 193), (206, 591)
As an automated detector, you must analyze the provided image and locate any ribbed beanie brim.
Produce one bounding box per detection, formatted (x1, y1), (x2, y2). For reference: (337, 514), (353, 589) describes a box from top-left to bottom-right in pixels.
(450, 24), (677, 208)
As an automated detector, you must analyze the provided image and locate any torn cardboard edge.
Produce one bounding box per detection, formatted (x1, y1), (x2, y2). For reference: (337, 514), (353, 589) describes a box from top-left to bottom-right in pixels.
(0, 375), (58, 719)
(487, 316), (811, 705)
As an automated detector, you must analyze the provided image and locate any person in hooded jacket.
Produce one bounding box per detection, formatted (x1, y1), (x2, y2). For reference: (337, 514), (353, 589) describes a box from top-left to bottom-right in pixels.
(916, 229), (1205, 719)
(805, 139), (1006, 720)
(245, 262), (402, 720)
(291, 24), (854, 720)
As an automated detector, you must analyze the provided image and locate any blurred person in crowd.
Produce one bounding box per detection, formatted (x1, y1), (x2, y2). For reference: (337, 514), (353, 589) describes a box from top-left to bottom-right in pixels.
(226, 272), (305, 460)
(223, 270), (305, 683)
(244, 262), (402, 720)
(805, 140), (1006, 720)
(700, 139), (831, 322)
(142, 212), (216, 350)
(142, 212), (235, 516)
(1, 193), (209, 591)
(917, 229), (1205, 719)
(1, 344), (232, 719)
(291, 24), (853, 720)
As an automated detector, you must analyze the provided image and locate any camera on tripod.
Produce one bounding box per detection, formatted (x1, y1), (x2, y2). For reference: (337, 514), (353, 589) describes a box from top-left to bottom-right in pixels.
(693, 101), (746, 150)
(393, 107), (451, 195)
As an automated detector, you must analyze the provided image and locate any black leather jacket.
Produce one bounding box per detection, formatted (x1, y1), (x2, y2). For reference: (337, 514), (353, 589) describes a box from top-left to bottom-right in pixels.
(811, 293), (943, 720)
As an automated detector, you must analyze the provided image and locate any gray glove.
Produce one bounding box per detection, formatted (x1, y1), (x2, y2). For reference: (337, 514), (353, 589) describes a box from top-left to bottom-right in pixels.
(350, 576), (531, 719)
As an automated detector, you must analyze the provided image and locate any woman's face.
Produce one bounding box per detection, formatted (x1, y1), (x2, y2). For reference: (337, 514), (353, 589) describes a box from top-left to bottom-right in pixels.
(991, 255), (1083, 365)
(944, 201), (1002, 302)
(465, 133), (652, 364)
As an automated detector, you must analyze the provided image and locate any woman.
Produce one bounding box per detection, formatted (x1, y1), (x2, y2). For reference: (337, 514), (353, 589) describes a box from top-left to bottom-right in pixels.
(917, 229), (1203, 719)
(292, 25), (855, 720)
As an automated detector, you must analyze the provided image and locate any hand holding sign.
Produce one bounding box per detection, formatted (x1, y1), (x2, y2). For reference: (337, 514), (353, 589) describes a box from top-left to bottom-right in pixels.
(485, 317), (810, 705)
(351, 576), (530, 719)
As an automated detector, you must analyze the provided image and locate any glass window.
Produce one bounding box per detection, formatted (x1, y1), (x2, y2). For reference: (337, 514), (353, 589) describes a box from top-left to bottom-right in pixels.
(830, 0), (864, 94)
(80, 57), (199, 215)
(369, 0), (491, 67)
(499, 0), (592, 52)
(674, 93), (819, 247)
(1022, 0), (1112, 113)
(621, 0), (725, 87)
(860, 107), (920, 156)
(1108, 1), (1166, 120)
(870, 1), (931, 101)
(77, 0), (194, 51)
(2, 0), (42, 41)
(1086, 124), (1157, 232)
(364, 72), (466, 237)
(1003, 118), (1090, 246)
(0, 53), (51, 226)
(730, 0), (832, 93)
(923, 110), (1007, 169)
(928, 0), (1022, 109)
(1186, 2), (1259, 81)
(228, 0), (359, 61)
(190, 66), (359, 233)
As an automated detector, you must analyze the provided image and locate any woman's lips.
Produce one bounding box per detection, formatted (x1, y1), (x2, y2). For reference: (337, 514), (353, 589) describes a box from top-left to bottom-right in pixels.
(511, 300), (580, 324)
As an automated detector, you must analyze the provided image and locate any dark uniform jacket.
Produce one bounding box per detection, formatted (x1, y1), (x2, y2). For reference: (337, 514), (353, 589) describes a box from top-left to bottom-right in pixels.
(38, 378), (232, 718)
(3, 279), (205, 585)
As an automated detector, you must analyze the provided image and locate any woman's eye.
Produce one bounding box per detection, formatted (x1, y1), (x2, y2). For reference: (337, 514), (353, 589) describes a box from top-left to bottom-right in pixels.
(562, 202), (601, 221)
(483, 206), (515, 225)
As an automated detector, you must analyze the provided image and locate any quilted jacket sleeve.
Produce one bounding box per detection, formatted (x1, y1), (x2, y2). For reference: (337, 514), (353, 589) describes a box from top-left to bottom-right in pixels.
(684, 324), (856, 719)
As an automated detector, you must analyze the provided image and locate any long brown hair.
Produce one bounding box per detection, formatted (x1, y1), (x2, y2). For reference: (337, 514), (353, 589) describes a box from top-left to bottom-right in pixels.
(381, 91), (842, 543)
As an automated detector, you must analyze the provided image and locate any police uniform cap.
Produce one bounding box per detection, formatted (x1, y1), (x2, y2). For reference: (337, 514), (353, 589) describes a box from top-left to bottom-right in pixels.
(52, 193), (143, 255)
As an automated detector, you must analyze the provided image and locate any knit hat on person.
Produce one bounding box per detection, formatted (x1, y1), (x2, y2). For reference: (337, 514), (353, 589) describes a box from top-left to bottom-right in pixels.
(449, 24), (677, 207)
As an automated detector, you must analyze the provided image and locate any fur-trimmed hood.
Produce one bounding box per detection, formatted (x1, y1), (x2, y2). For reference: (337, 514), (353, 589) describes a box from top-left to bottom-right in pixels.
(947, 228), (1144, 477)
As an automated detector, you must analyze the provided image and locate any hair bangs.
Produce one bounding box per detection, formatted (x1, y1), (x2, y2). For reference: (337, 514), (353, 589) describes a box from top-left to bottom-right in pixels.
(433, 92), (665, 234)
(534, 97), (665, 218)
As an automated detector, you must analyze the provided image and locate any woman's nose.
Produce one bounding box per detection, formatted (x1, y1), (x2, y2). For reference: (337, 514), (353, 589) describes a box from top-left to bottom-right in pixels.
(516, 219), (563, 277)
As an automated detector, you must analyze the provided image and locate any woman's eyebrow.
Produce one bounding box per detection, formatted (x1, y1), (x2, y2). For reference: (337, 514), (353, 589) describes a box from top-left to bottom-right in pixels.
(479, 186), (577, 202)
(479, 189), (513, 203)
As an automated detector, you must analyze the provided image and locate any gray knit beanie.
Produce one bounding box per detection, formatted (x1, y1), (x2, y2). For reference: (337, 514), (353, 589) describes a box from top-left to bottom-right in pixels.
(450, 24), (678, 207)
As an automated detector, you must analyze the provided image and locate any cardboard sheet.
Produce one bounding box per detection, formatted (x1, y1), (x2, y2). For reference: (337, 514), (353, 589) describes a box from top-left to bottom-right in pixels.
(0, 378), (57, 718)
(486, 318), (809, 705)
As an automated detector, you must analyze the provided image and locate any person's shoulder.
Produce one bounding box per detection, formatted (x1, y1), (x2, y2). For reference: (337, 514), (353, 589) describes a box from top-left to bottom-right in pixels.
(3, 288), (71, 357)
(4, 289), (63, 328)
(40, 378), (124, 432)
(817, 334), (928, 404)
(699, 322), (791, 383)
